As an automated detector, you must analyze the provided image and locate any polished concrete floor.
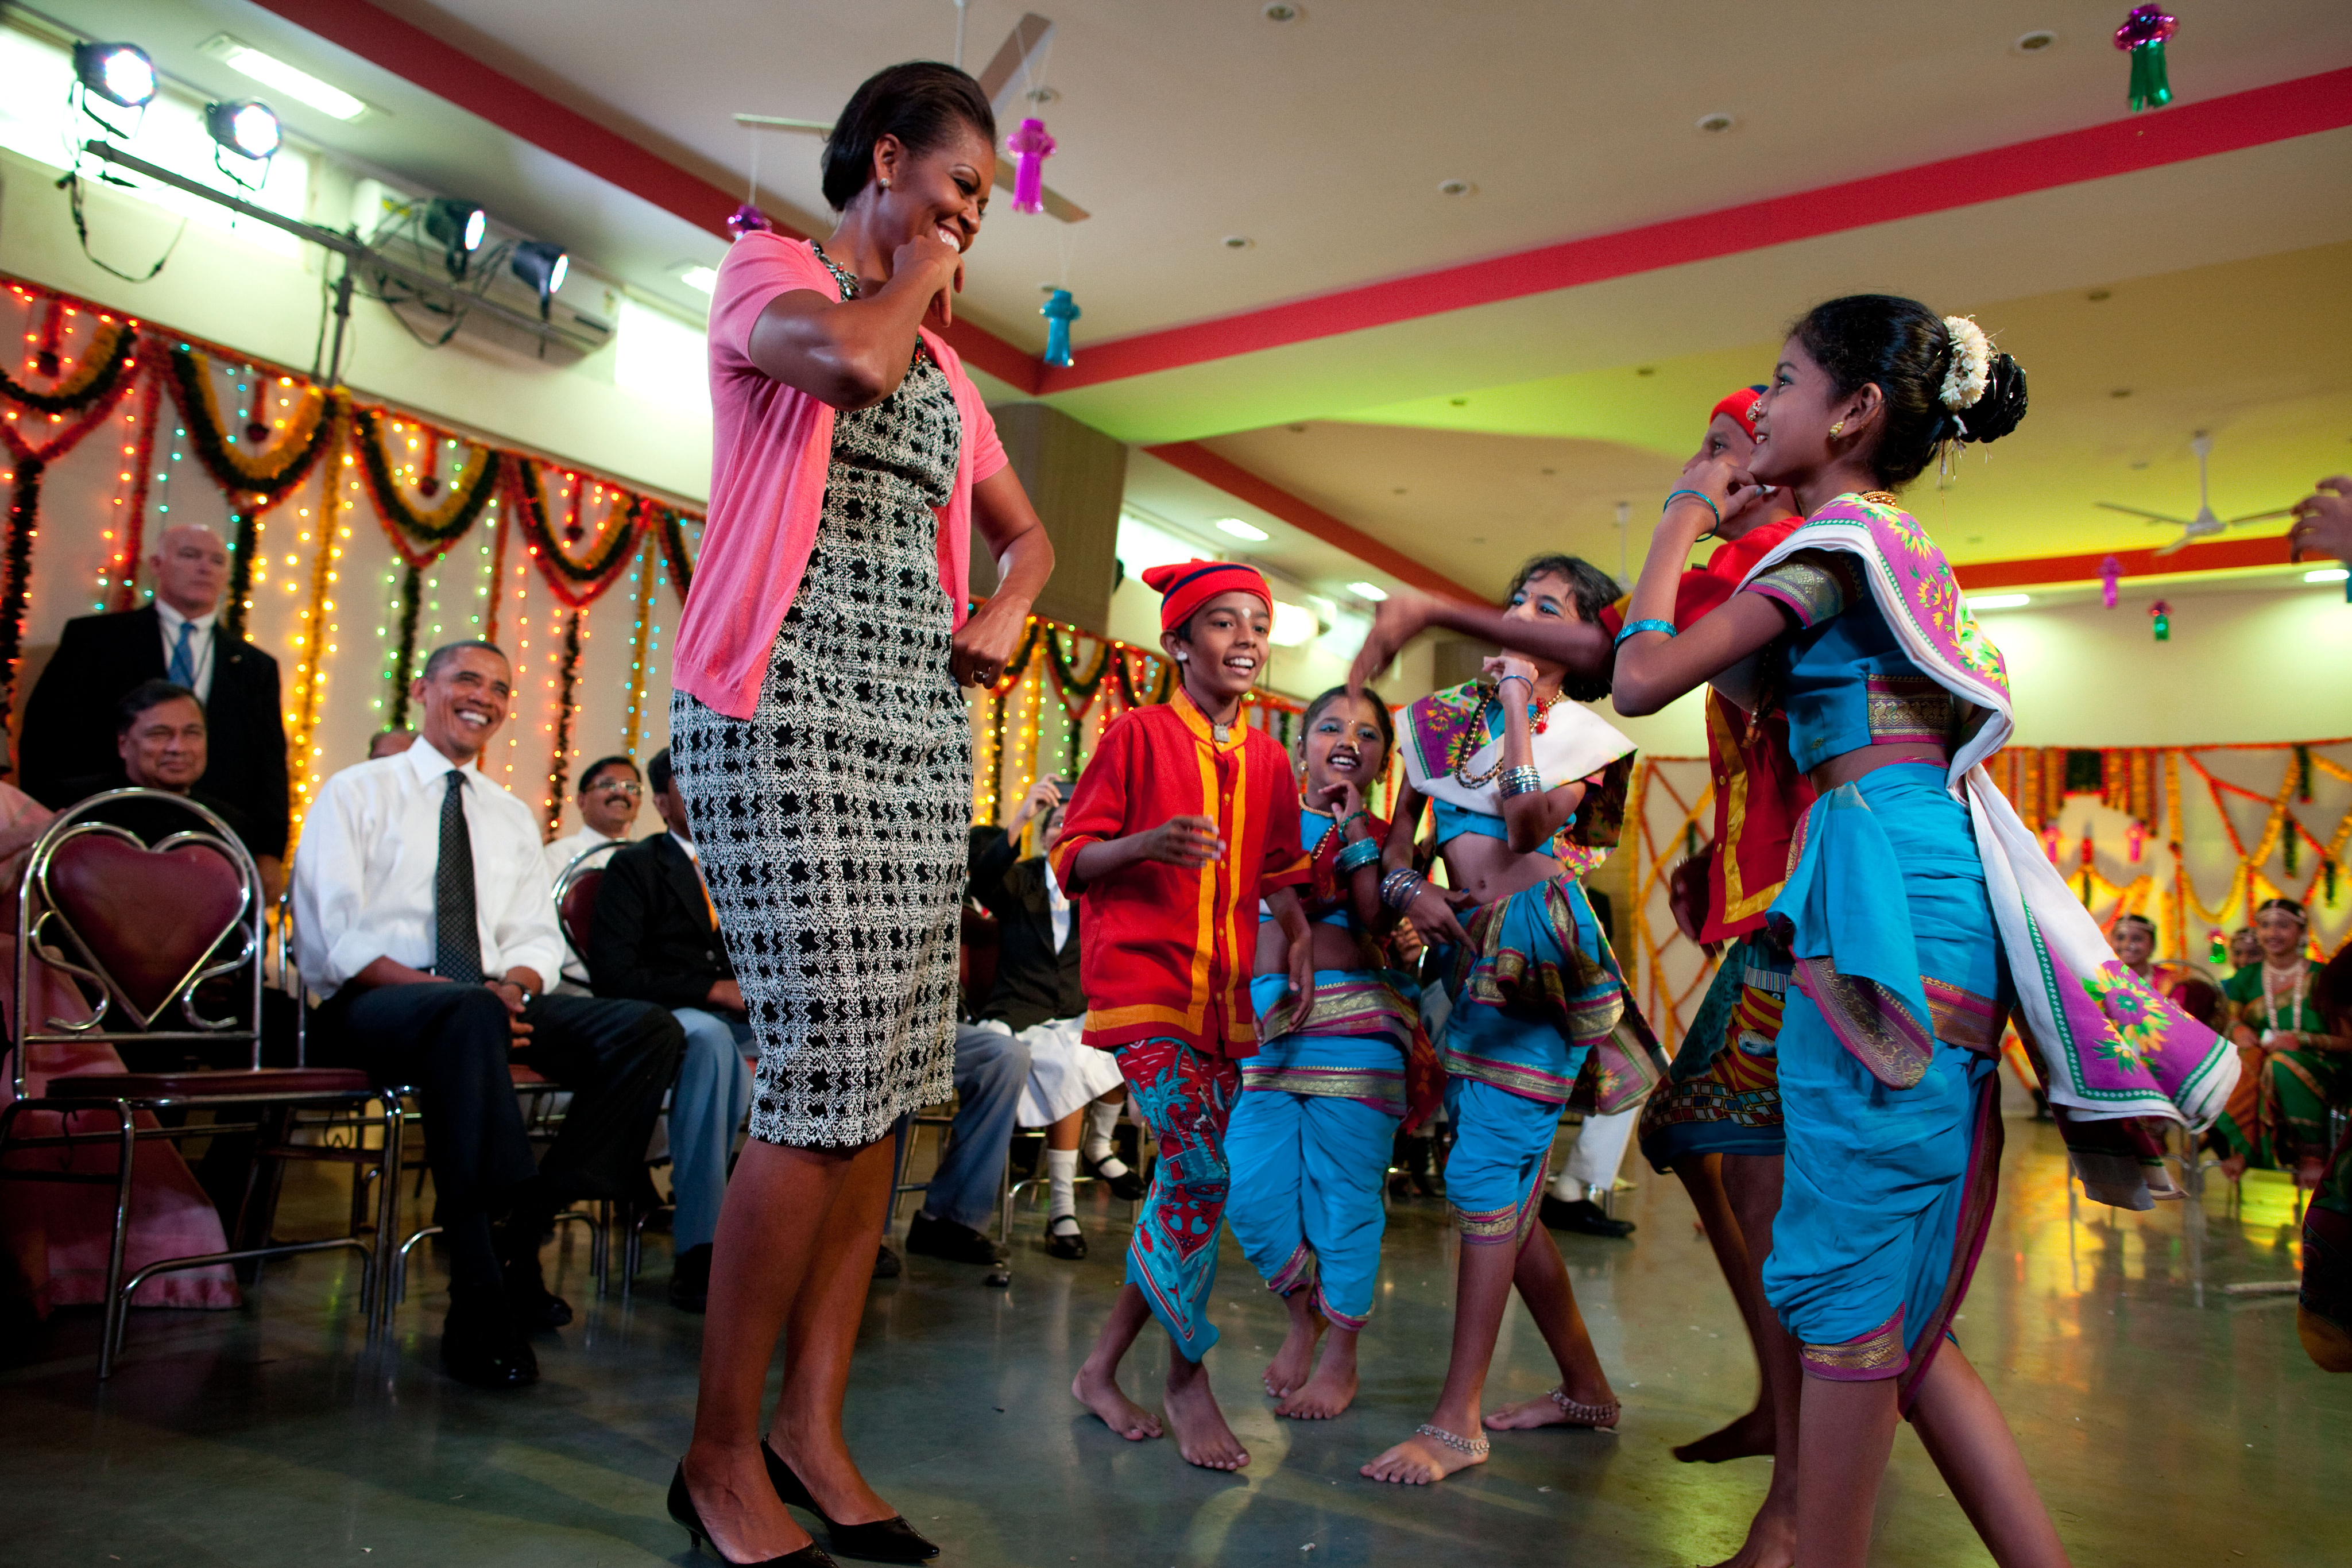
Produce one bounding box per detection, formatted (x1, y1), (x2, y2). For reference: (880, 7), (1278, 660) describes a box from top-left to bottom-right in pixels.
(4, 1117), (2347, 1567)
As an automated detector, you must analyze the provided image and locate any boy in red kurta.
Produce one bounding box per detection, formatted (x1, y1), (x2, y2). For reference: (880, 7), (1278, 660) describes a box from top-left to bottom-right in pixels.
(1053, 560), (1314, 1471)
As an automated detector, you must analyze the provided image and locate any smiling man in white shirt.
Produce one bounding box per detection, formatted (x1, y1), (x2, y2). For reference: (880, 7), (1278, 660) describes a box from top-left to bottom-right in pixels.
(293, 641), (682, 1389)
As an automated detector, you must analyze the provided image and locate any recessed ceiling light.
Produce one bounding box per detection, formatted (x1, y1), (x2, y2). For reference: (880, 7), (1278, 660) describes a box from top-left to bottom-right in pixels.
(1216, 517), (1268, 541)
(1269, 600), (1318, 646)
(1695, 111), (1736, 134)
(1263, 3), (1302, 21)
(198, 34), (370, 121)
(678, 264), (718, 295)
(1221, 234), (1254, 250)
(1437, 178), (1475, 196)
(1968, 593), (2031, 610)
(2013, 29), (2058, 54)
(2307, 567), (2350, 583)
(1346, 580), (1388, 601)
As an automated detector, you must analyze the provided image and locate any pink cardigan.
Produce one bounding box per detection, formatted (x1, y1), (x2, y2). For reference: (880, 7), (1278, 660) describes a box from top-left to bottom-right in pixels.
(676, 232), (1009, 719)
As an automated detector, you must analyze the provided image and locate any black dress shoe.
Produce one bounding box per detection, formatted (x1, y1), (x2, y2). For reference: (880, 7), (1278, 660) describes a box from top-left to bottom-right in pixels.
(760, 1443), (939, 1562)
(1045, 1219), (1088, 1260)
(871, 1243), (902, 1280)
(904, 1211), (1004, 1265)
(1540, 1194), (1637, 1238)
(499, 1229), (575, 1328)
(670, 1243), (714, 1313)
(669, 1465), (837, 1566)
(1084, 1153), (1148, 1202)
(442, 1293), (538, 1388)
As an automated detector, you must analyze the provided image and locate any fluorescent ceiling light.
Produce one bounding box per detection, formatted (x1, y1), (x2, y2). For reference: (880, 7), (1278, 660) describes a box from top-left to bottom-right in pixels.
(678, 265), (719, 295)
(1346, 580), (1388, 601)
(1269, 601), (1318, 646)
(200, 34), (369, 121)
(1967, 593), (2030, 610)
(2305, 567), (2350, 583)
(1215, 517), (1268, 542)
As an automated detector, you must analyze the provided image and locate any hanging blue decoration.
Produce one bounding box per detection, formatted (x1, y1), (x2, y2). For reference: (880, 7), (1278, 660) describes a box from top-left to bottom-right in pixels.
(1041, 287), (1079, 368)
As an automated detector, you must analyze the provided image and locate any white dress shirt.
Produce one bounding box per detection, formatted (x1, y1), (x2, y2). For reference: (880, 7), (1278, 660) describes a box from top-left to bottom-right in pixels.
(156, 601), (218, 703)
(294, 735), (565, 998)
(1045, 861), (1072, 954)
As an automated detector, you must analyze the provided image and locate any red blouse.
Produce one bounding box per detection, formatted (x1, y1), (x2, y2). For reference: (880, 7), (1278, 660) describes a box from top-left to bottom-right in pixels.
(1050, 692), (1310, 1056)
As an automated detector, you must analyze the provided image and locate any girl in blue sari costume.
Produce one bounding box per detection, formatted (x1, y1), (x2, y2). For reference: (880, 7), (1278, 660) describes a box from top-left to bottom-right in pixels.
(1615, 296), (2236, 1568)
(1360, 556), (1656, 1487)
(1227, 686), (1439, 1419)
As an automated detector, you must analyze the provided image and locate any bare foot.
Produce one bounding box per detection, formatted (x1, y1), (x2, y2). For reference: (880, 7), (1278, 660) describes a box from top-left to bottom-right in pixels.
(1703, 1497), (1798, 1568)
(1360, 1426), (1487, 1485)
(1264, 1294), (1324, 1397)
(1163, 1361), (1250, 1470)
(1276, 1342), (1358, 1420)
(1072, 1361), (1162, 1442)
(680, 1442), (819, 1564)
(1484, 1380), (1617, 1431)
(1671, 1404), (1772, 1463)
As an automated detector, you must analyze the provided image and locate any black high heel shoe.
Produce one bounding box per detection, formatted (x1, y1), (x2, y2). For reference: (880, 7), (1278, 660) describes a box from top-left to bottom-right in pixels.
(760, 1443), (941, 1562)
(668, 1466), (838, 1566)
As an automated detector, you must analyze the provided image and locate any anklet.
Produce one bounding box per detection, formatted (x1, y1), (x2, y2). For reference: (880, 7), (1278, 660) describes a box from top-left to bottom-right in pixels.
(1547, 1386), (1620, 1429)
(1414, 1422), (1491, 1457)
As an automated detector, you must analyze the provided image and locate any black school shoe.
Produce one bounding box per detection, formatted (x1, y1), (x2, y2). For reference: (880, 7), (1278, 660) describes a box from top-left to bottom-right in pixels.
(1083, 1152), (1148, 1202)
(1540, 1195), (1637, 1238)
(1045, 1217), (1088, 1260)
(904, 1212), (1005, 1265)
(670, 1243), (713, 1312)
(442, 1288), (538, 1388)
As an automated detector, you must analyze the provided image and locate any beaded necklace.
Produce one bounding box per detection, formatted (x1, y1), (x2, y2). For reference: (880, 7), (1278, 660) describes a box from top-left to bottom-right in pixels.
(811, 241), (861, 299)
(1448, 686), (1562, 787)
(2260, 958), (2309, 1040)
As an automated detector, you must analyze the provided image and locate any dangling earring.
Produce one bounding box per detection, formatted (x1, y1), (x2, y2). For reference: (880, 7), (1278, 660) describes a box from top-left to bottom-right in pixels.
(879, 177), (891, 190)
(1828, 419), (1846, 439)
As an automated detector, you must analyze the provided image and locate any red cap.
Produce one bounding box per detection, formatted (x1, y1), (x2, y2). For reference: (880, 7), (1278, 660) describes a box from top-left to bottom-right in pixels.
(1142, 560), (1273, 633)
(1711, 385), (1769, 439)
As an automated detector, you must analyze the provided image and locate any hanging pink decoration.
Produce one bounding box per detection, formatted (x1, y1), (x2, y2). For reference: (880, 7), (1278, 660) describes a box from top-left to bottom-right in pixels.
(2114, 7), (2179, 113)
(2099, 554), (2121, 608)
(2041, 824), (2063, 863)
(2126, 821), (2146, 862)
(726, 203), (773, 239)
(1006, 118), (1056, 215)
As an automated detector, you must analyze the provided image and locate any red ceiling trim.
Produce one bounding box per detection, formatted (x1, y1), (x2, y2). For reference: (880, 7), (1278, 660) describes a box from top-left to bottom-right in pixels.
(1144, 443), (1483, 605)
(1043, 68), (2352, 393)
(249, 0), (1042, 392)
(1952, 535), (2300, 590)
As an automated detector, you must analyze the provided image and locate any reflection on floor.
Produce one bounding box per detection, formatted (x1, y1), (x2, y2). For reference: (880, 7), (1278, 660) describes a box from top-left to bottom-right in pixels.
(3, 1117), (2346, 1567)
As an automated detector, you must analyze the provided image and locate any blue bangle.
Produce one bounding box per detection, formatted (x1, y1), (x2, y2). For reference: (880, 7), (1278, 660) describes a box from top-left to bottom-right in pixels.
(1614, 618), (1677, 646)
(1664, 489), (1722, 528)
(1336, 837), (1381, 872)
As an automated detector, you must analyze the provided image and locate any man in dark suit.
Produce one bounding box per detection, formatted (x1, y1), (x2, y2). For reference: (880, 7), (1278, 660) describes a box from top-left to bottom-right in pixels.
(585, 746), (753, 1311)
(20, 525), (288, 895)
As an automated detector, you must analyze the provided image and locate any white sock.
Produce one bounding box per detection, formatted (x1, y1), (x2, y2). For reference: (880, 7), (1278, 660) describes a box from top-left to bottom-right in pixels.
(1547, 1166), (1583, 1202)
(1082, 1100), (1128, 1176)
(1046, 1147), (1079, 1222)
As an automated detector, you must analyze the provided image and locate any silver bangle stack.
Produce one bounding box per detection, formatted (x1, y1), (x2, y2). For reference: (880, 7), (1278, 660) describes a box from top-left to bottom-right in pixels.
(1380, 867), (1427, 912)
(1499, 764), (1544, 799)
(1336, 836), (1382, 872)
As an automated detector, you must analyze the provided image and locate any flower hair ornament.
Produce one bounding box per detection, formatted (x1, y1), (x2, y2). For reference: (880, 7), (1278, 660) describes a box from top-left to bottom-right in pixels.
(1940, 315), (1992, 431)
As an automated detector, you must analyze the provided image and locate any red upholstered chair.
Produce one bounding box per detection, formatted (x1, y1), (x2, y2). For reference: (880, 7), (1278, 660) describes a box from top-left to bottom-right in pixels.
(958, 905), (1000, 1023)
(553, 838), (622, 979)
(0, 791), (404, 1378)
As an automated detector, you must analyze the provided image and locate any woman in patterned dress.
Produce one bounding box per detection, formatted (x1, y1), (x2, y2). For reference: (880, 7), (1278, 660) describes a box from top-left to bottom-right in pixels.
(667, 64), (1053, 1567)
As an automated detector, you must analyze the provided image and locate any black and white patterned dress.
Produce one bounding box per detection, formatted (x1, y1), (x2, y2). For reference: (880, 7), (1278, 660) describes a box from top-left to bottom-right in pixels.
(670, 249), (967, 1148)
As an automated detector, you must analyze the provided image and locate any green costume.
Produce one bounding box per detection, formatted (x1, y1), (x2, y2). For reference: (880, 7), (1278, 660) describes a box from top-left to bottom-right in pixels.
(2215, 959), (2351, 1169)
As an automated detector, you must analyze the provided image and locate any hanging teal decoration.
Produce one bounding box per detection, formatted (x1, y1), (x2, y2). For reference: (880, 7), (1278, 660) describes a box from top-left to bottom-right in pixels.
(1041, 288), (1079, 368)
(2113, 6), (2177, 113)
(2148, 599), (2171, 641)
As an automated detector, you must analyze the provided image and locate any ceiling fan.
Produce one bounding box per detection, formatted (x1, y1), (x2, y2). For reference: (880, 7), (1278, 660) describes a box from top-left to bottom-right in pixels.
(2096, 431), (2293, 556)
(734, 9), (1089, 221)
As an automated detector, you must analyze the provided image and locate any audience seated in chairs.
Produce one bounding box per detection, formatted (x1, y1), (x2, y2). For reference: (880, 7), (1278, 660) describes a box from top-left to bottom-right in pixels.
(292, 640), (682, 1389)
(544, 755), (643, 992)
(55, 680), (262, 865)
(583, 746), (754, 1311)
(946, 778), (1139, 1265)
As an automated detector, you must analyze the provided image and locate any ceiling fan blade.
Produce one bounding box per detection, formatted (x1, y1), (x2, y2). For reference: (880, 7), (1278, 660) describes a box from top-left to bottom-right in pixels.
(990, 164), (1090, 222)
(2224, 508), (2293, 526)
(2152, 536), (2189, 557)
(2096, 502), (2192, 525)
(735, 114), (832, 134)
(977, 13), (1055, 118)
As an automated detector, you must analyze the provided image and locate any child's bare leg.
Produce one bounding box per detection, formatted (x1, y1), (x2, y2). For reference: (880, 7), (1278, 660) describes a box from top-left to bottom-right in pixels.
(1046, 1106), (1083, 1152)
(1483, 1225), (1615, 1428)
(1163, 1342), (1250, 1469)
(1700, 1153), (1800, 1568)
(1265, 1286), (1324, 1397)
(1669, 1152), (1775, 1462)
(1279, 1318), (1360, 1419)
(1361, 1236), (1514, 1483)
(1072, 1281), (1162, 1441)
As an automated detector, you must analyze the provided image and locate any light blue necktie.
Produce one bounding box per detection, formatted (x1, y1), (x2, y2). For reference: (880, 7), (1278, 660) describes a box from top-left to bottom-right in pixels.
(167, 620), (196, 687)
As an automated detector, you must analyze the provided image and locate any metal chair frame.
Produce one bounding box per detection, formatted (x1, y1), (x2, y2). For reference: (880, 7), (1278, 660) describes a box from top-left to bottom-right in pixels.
(0, 792), (404, 1377)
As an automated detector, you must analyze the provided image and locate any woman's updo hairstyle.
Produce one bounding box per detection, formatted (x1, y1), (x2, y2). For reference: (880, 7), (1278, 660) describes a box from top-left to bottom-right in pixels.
(821, 62), (996, 212)
(1790, 294), (2030, 489)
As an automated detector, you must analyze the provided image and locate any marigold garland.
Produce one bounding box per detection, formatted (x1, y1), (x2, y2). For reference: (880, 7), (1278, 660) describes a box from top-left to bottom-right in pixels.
(620, 539), (656, 758)
(654, 505), (697, 597)
(384, 563), (425, 730)
(0, 309), (139, 415)
(545, 609), (585, 834)
(165, 346), (340, 500)
(510, 459), (639, 606)
(351, 405), (503, 564)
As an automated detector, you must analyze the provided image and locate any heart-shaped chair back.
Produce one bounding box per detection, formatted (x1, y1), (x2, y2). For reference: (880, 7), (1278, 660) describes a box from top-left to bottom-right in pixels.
(42, 830), (249, 1024)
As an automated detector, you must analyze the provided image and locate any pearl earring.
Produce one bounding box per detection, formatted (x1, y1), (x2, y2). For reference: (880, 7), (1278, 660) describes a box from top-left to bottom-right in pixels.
(879, 178), (891, 190)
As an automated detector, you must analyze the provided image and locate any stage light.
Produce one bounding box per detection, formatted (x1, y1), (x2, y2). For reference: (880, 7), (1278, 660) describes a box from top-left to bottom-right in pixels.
(206, 98), (281, 160)
(424, 198), (487, 275)
(1967, 593), (2030, 611)
(511, 241), (569, 314)
(1216, 517), (1268, 541)
(1347, 580), (1388, 601)
(74, 41), (157, 110)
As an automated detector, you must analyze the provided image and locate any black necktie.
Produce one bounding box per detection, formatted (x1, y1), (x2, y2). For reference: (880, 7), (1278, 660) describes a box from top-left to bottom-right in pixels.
(435, 771), (483, 984)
